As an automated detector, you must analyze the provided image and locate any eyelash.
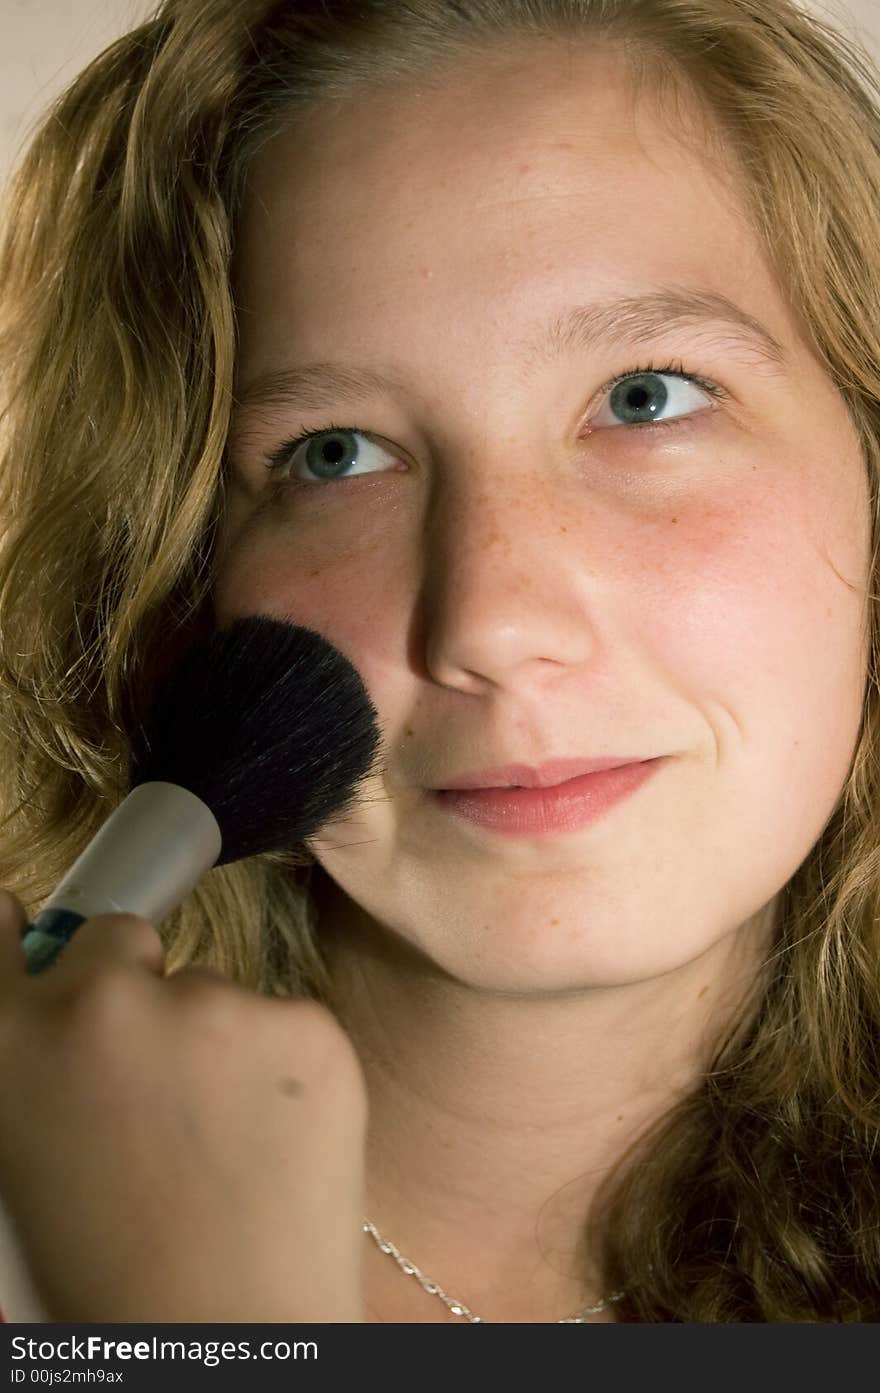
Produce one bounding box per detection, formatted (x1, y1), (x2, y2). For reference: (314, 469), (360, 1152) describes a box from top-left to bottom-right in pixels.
(262, 359), (728, 480)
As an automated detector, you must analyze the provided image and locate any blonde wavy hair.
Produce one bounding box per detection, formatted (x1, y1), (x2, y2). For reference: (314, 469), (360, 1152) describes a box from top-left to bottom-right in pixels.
(1, 0), (879, 1321)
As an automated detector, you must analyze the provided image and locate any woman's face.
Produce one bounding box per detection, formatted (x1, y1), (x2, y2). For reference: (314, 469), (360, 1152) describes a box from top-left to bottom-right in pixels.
(213, 42), (871, 993)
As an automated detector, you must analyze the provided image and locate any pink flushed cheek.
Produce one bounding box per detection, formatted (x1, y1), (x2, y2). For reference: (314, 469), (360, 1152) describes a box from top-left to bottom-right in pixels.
(211, 505), (404, 663)
(634, 484), (864, 727)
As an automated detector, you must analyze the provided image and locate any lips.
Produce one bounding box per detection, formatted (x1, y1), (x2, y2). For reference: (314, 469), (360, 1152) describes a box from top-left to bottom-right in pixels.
(437, 757), (647, 791)
(430, 758), (666, 837)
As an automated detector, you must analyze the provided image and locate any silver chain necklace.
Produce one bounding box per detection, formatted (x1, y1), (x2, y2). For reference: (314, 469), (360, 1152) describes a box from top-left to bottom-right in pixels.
(363, 1218), (627, 1323)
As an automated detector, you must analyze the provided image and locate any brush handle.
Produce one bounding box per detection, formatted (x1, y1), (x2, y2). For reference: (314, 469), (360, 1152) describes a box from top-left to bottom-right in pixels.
(20, 782), (222, 975)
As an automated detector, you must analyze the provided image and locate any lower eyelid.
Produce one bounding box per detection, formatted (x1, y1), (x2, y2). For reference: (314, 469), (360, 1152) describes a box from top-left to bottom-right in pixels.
(607, 398), (719, 431)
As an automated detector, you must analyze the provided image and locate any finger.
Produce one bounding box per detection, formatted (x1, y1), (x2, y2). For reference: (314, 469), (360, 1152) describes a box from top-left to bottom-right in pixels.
(29, 911), (166, 984)
(0, 889), (29, 985)
(0, 889), (28, 930)
(164, 962), (233, 993)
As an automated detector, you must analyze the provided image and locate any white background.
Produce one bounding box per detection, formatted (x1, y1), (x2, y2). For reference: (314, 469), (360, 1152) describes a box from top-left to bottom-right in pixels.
(1, 0), (879, 184)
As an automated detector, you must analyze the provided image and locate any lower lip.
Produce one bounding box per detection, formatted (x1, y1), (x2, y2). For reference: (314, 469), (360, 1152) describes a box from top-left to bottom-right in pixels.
(431, 760), (666, 837)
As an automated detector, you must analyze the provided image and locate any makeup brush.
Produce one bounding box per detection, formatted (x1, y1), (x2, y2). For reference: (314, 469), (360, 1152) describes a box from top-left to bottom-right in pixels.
(19, 614), (383, 974)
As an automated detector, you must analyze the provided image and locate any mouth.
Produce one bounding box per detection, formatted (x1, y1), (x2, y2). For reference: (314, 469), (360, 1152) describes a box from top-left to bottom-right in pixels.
(436, 756), (651, 791)
(429, 758), (668, 838)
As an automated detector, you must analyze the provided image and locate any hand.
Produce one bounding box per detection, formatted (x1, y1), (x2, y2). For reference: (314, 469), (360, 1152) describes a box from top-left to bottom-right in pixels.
(0, 889), (368, 1322)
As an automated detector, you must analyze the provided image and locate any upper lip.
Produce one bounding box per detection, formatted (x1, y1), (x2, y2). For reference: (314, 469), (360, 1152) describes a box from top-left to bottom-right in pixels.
(436, 757), (649, 790)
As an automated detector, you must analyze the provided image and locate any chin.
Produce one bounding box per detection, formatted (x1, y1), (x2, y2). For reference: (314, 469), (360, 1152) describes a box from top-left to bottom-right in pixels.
(404, 907), (730, 997)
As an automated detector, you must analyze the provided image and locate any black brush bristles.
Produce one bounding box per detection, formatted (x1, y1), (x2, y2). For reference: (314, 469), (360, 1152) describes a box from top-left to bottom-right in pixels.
(127, 615), (384, 865)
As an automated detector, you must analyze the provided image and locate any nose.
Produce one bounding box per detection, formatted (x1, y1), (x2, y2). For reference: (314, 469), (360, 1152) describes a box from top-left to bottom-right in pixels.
(418, 462), (597, 695)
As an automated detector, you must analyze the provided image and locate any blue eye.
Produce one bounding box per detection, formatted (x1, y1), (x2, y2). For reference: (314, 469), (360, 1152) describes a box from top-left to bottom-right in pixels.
(264, 425), (395, 483)
(591, 363), (726, 432)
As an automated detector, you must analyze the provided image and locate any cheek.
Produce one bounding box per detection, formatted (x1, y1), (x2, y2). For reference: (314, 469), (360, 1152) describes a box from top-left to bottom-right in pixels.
(211, 491), (408, 675)
(638, 466), (869, 804)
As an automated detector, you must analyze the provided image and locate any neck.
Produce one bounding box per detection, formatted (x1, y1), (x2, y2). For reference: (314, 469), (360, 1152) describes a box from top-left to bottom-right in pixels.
(312, 870), (772, 1323)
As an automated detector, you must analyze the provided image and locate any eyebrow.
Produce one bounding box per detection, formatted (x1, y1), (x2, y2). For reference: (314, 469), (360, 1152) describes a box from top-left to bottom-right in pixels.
(233, 285), (790, 417)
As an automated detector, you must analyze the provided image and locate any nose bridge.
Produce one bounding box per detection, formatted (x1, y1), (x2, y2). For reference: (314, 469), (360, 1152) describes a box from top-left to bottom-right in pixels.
(440, 461), (548, 561)
(425, 448), (568, 594)
(419, 448), (595, 687)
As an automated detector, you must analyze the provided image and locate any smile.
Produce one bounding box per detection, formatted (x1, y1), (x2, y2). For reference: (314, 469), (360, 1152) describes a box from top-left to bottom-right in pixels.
(429, 758), (668, 837)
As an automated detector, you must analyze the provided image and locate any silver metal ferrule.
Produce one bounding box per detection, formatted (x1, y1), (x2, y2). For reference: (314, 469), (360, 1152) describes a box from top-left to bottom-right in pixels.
(36, 781), (222, 925)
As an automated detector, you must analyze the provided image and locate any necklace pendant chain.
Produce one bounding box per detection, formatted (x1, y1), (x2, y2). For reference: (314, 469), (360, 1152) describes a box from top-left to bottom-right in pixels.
(363, 1218), (626, 1323)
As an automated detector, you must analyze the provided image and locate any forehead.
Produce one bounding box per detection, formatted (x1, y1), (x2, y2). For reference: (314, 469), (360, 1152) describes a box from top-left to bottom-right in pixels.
(231, 40), (796, 392)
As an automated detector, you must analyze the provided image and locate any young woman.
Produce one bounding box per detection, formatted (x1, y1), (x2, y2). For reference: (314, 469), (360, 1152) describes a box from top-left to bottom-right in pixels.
(0, 0), (878, 1323)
